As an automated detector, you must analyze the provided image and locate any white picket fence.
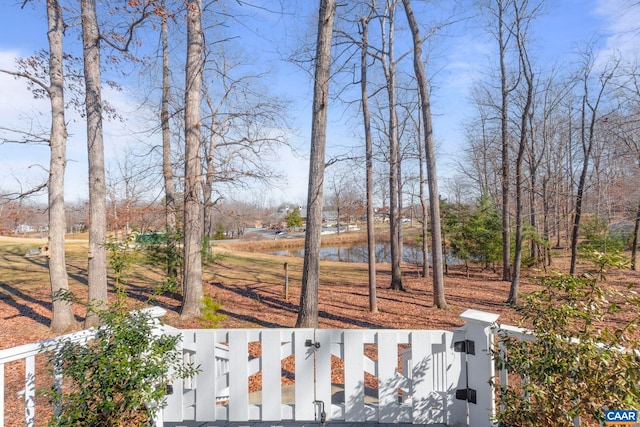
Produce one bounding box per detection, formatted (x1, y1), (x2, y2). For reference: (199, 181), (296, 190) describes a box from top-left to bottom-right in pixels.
(0, 309), (501, 427)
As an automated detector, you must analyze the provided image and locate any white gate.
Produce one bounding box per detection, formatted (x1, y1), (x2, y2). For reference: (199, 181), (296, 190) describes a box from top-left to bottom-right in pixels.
(161, 327), (477, 426)
(0, 308), (498, 427)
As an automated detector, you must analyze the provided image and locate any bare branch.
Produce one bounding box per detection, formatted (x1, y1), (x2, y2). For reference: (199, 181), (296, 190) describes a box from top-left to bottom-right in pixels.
(1, 181), (48, 202)
(0, 127), (50, 145)
(0, 68), (50, 94)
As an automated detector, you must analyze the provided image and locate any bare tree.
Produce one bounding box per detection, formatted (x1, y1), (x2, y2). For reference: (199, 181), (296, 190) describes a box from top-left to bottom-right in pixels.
(569, 49), (618, 275)
(480, 0), (518, 282)
(416, 117), (429, 278)
(199, 44), (288, 238)
(460, 87), (502, 202)
(507, 0), (538, 304)
(360, 13), (378, 312)
(45, 0), (78, 332)
(106, 147), (159, 238)
(401, 0), (447, 308)
(181, 0), (205, 319)
(609, 70), (640, 269)
(496, 0), (515, 283)
(378, 0), (405, 290)
(160, 0), (179, 285)
(296, 0), (336, 328)
(80, 0), (108, 327)
(326, 164), (362, 233)
(0, 1), (79, 332)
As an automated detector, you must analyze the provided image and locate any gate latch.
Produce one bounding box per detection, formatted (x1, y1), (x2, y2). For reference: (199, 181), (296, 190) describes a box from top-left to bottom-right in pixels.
(305, 339), (321, 349)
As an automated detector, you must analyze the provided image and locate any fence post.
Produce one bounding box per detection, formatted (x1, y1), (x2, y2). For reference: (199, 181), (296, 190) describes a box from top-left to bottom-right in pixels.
(284, 262), (289, 300)
(460, 309), (500, 427)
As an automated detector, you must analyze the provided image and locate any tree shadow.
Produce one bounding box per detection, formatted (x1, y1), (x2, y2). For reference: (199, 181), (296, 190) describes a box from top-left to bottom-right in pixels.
(120, 279), (183, 313)
(217, 309), (289, 328)
(317, 309), (384, 329)
(210, 281), (386, 329)
(209, 281), (295, 327)
(0, 282), (53, 327)
(211, 282), (299, 313)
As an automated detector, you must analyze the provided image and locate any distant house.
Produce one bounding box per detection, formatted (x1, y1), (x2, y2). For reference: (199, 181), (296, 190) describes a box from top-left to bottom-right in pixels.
(322, 209), (338, 223)
(270, 206), (308, 228)
(15, 224), (35, 234)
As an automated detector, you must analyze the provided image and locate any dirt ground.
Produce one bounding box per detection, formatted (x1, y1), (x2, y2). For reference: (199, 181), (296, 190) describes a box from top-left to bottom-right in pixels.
(1, 234), (639, 425)
(3, 231), (640, 347)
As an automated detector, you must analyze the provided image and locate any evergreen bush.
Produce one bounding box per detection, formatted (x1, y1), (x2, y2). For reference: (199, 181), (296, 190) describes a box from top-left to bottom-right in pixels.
(494, 253), (640, 426)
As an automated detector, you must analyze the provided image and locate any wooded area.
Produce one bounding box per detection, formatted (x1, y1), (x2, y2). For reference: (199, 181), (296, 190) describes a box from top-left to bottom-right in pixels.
(1, 0), (640, 332)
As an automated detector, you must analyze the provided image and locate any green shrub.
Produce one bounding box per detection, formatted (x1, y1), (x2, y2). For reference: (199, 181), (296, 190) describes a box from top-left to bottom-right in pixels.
(285, 208), (303, 230)
(579, 216), (628, 253)
(142, 230), (183, 294)
(214, 224), (225, 240)
(494, 255), (640, 426)
(43, 238), (197, 426)
(201, 294), (226, 328)
(44, 305), (197, 426)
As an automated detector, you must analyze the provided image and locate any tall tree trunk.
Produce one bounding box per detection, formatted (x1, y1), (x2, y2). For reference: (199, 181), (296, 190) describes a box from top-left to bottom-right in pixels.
(203, 92), (218, 241)
(529, 173), (538, 260)
(383, 2), (404, 291)
(416, 102), (429, 278)
(181, 0), (204, 318)
(508, 86), (532, 304)
(295, 0), (336, 328)
(508, 1), (534, 305)
(397, 143), (404, 275)
(569, 94), (590, 276)
(81, 0), (108, 327)
(360, 15), (377, 312)
(161, 2), (178, 286)
(569, 55), (613, 275)
(632, 197), (640, 271)
(498, 0), (512, 282)
(48, 0), (76, 332)
(402, 0), (446, 308)
(542, 178), (551, 266)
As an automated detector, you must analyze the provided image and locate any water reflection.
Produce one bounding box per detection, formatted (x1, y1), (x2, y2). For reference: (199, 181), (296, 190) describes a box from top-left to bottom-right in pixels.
(269, 244), (462, 266)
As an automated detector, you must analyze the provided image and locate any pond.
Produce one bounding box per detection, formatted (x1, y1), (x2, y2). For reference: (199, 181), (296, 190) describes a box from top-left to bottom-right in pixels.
(269, 243), (463, 266)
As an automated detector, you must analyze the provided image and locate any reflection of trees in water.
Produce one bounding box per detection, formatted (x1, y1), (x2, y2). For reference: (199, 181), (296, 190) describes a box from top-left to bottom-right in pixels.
(270, 244), (461, 266)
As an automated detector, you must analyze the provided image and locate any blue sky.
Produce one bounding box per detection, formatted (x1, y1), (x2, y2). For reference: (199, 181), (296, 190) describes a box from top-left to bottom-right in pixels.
(0, 0), (638, 206)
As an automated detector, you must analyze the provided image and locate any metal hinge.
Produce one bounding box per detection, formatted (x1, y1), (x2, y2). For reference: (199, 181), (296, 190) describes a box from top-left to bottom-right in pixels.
(454, 339), (475, 355)
(305, 339), (321, 349)
(456, 388), (477, 404)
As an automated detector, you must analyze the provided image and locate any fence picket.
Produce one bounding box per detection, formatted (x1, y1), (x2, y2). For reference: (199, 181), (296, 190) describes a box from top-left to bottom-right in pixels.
(228, 330), (249, 421)
(293, 329), (315, 421)
(410, 330), (434, 424)
(194, 331), (217, 421)
(261, 329), (282, 420)
(315, 329), (333, 420)
(0, 363), (4, 427)
(344, 329), (365, 422)
(378, 331), (399, 423)
(24, 355), (35, 427)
